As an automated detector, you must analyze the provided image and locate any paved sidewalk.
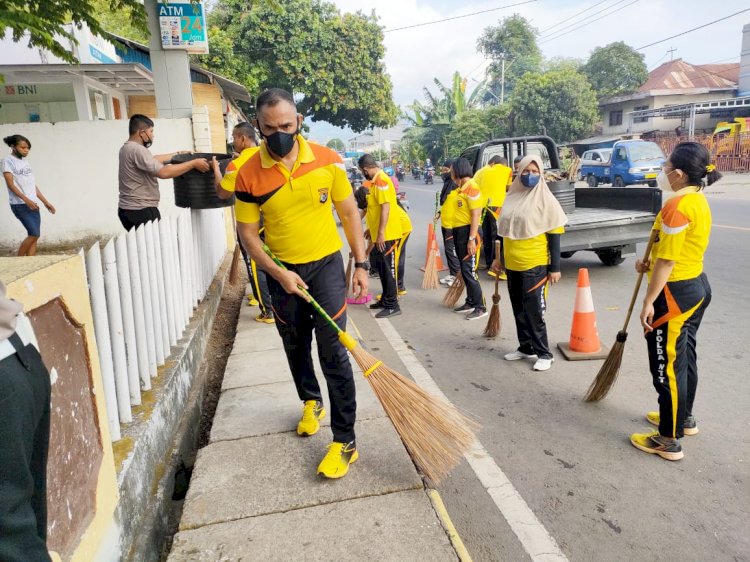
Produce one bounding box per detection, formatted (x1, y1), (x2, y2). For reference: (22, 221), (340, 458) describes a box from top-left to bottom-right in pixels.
(168, 301), (459, 561)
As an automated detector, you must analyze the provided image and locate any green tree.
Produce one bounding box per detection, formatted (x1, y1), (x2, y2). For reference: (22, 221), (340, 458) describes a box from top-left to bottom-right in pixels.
(582, 41), (648, 99)
(203, 0), (398, 132)
(90, 0), (149, 42)
(445, 109), (492, 156)
(326, 138), (345, 151)
(510, 67), (598, 143)
(0, 0), (147, 62)
(477, 15), (542, 98)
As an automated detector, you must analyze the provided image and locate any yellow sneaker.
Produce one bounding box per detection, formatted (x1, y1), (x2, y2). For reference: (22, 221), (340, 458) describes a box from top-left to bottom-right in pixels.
(630, 430), (684, 461)
(646, 411), (699, 436)
(297, 400), (325, 437)
(247, 296), (259, 307)
(317, 441), (358, 479)
(255, 311), (275, 324)
(398, 289), (407, 296)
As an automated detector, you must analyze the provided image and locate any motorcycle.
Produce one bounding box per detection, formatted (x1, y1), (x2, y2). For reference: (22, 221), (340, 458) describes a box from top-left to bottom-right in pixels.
(411, 167), (421, 179)
(423, 168), (434, 185)
(396, 167), (405, 182)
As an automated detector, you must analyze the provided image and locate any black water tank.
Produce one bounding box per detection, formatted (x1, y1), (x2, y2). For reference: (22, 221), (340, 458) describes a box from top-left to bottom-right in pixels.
(172, 152), (234, 209)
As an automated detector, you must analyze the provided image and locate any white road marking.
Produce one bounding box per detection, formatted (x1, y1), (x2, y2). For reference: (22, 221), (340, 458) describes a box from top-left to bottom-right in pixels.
(375, 317), (568, 562)
(714, 223), (750, 232)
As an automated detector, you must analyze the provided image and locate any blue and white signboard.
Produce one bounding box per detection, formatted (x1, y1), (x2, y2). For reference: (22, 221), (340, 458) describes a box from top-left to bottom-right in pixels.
(158, 1), (209, 54)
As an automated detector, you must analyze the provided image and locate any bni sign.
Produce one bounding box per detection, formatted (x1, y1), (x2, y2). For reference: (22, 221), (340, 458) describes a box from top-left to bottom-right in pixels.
(157, 1), (209, 54)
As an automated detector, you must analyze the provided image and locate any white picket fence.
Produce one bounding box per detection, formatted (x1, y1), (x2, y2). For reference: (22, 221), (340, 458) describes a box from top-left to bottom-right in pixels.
(83, 208), (228, 441)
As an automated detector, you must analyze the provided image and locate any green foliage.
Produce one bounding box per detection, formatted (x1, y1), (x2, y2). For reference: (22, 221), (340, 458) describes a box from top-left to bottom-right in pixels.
(326, 138), (345, 151)
(370, 148), (390, 162)
(90, 0), (149, 42)
(445, 109), (492, 156)
(582, 41), (648, 99)
(0, 0), (147, 63)
(477, 14), (542, 97)
(204, 0), (398, 132)
(407, 71), (474, 127)
(510, 67), (599, 143)
(397, 128), (427, 164)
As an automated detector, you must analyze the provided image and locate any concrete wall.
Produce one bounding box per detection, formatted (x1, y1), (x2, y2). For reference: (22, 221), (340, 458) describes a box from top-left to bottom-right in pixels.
(2, 255), (120, 562)
(0, 118), (193, 246)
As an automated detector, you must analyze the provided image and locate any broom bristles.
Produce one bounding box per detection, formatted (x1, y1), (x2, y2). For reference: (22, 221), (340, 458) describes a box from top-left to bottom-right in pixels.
(583, 332), (627, 401)
(350, 346), (479, 483)
(228, 244), (241, 285)
(441, 275), (465, 307)
(483, 305), (500, 338)
(421, 245), (439, 289)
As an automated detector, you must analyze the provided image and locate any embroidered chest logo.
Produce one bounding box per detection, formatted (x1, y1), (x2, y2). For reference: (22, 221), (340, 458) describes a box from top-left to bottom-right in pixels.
(457, 200), (463, 207)
(318, 187), (329, 203)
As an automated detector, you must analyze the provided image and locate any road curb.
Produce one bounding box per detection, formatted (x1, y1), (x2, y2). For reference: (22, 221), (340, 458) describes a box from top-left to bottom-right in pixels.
(428, 489), (473, 562)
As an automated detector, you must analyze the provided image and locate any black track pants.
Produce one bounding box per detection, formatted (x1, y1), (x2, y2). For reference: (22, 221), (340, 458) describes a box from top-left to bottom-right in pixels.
(453, 225), (484, 309)
(481, 209), (498, 268)
(441, 226), (460, 276)
(506, 266), (552, 359)
(371, 240), (399, 309)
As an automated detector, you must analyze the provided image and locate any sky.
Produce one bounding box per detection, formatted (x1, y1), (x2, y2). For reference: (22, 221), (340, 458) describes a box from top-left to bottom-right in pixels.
(306, 0), (749, 144)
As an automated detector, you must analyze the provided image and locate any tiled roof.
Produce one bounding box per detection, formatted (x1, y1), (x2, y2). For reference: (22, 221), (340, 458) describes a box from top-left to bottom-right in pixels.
(639, 59), (738, 92)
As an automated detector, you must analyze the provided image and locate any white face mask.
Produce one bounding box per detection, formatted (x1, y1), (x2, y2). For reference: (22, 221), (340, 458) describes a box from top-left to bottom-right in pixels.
(656, 169), (674, 192)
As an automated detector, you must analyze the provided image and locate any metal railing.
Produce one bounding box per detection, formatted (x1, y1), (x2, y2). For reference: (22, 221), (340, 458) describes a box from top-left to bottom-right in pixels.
(83, 208), (227, 440)
(652, 132), (750, 172)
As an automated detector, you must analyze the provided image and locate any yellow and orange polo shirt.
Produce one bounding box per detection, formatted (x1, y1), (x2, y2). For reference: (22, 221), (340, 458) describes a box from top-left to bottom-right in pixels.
(220, 146), (260, 192)
(452, 178), (483, 228)
(363, 170), (403, 242)
(234, 136), (352, 264)
(476, 163), (511, 212)
(651, 185), (711, 282)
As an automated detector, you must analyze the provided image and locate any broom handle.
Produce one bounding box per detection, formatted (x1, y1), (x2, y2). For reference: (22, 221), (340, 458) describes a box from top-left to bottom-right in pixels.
(493, 240), (501, 295)
(620, 229), (658, 331)
(262, 244), (344, 336)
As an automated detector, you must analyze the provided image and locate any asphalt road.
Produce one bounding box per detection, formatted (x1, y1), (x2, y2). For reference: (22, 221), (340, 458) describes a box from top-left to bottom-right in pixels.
(357, 176), (750, 561)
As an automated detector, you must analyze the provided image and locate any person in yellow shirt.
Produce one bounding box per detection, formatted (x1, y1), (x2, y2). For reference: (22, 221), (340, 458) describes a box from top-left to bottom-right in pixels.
(450, 158), (486, 320)
(211, 123), (273, 323)
(234, 89), (369, 479)
(438, 159), (460, 286)
(494, 155), (567, 372)
(396, 200), (412, 295)
(630, 142), (718, 461)
(475, 155), (512, 272)
(359, 154), (403, 318)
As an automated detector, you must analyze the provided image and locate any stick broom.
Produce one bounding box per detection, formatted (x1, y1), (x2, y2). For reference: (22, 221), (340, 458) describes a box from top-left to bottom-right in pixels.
(583, 229), (658, 401)
(422, 192), (441, 289)
(483, 240), (502, 338)
(263, 244), (479, 482)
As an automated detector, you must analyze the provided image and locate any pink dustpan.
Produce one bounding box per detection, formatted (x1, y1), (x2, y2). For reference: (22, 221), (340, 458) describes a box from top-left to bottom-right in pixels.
(346, 293), (373, 305)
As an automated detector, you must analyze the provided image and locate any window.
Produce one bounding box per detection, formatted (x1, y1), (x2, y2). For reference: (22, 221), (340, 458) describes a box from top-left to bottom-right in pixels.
(634, 105), (650, 123)
(609, 110), (623, 127)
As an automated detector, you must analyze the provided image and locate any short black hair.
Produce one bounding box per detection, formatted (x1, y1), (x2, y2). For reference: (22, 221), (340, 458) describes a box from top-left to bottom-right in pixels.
(669, 141), (722, 189)
(358, 154), (377, 169)
(3, 134), (31, 149)
(355, 185), (369, 210)
(488, 155), (507, 166)
(441, 158), (455, 168)
(129, 114), (154, 135)
(452, 157), (473, 179)
(233, 122), (257, 143)
(513, 155), (524, 164)
(256, 88), (296, 112)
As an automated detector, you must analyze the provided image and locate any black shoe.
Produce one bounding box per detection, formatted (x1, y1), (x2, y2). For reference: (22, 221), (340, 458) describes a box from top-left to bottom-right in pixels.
(453, 303), (473, 313)
(466, 308), (488, 320)
(369, 300), (384, 309)
(375, 308), (402, 318)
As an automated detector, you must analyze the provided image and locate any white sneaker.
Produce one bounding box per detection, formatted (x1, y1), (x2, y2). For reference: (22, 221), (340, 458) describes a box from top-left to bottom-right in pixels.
(439, 275), (455, 286)
(533, 358), (554, 371)
(504, 350), (537, 361)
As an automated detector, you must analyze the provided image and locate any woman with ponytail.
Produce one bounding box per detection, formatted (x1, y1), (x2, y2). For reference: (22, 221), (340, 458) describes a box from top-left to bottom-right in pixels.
(630, 142), (721, 461)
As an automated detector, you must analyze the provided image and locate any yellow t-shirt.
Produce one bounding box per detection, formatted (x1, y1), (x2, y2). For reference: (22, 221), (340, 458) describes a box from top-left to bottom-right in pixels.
(452, 179), (483, 228)
(234, 136), (351, 264)
(476, 164), (511, 211)
(364, 170), (403, 242)
(650, 186), (711, 282)
(397, 203), (412, 236)
(220, 146), (260, 192)
(440, 189), (458, 229)
(504, 226), (565, 271)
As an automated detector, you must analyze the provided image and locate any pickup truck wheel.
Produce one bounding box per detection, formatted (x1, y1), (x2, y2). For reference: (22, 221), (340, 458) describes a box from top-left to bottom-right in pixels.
(560, 251), (576, 258)
(648, 180), (657, 187)
(613, 176), (625, 187)
(587, 175), (598, 187)
(595, 248), (625, 266)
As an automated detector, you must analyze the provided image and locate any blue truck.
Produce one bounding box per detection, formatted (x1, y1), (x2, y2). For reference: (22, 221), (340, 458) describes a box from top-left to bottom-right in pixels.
(580, 140), (666, 187)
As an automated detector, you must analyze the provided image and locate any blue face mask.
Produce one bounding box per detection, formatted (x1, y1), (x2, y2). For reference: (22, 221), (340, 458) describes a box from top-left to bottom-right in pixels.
(521, 173), (540, 188)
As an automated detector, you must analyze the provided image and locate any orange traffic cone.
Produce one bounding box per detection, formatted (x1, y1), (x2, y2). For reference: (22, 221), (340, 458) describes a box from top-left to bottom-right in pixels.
(420, 223), (448, 272)
(557, 268), (609, 360)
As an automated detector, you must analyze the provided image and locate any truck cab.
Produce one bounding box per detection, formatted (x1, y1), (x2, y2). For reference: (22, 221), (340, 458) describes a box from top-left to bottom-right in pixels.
(581, 140), (665, 187)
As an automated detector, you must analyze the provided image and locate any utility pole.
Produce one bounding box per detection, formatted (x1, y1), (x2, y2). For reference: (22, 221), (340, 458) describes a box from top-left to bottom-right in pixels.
(500, 53), (506, 105)
(667, 46), (677, 61)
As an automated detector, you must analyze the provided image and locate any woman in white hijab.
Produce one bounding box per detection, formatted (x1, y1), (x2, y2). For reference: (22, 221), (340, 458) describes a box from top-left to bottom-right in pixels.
(491, 155), (567, 371)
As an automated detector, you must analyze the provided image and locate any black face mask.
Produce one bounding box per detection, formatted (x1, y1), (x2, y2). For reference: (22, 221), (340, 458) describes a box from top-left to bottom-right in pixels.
(441, 172), (451, 180)
(263, 129), (298, 158)
(139, 131), (153, 149)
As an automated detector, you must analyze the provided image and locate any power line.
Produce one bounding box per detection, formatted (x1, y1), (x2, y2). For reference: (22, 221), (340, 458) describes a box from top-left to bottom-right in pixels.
(538, 0), (614, 33)
(540, 0), (630, 39)
(384, 0), (537, 33)
(636, 8), (750, 50)
(540, 0), (640, 44)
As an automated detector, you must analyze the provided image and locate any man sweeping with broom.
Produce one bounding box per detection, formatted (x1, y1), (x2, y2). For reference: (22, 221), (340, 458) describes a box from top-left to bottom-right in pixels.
(234, 88), (369, 478)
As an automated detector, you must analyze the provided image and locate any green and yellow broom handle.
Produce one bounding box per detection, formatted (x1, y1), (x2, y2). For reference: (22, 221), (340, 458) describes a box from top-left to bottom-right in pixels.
(262, 244), (361, 354)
